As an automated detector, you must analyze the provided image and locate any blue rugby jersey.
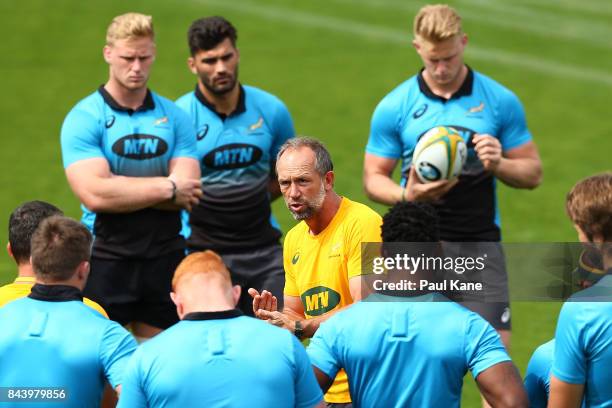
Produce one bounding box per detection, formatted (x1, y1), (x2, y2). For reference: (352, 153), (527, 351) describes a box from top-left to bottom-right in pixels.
(524, 339), (554, 408)
(0, 287), (136, 407)
(367, 69), (532, 241)
(61, 87), (198, 259)
(176, 85), (294, 252)
(307, 292), (511, 408)
(552, 274), (612, 407)
(117, 310), (322, 408)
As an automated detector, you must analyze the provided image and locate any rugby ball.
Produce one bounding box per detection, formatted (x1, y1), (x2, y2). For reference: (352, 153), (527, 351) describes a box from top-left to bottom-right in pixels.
(413, 126), (467, 183)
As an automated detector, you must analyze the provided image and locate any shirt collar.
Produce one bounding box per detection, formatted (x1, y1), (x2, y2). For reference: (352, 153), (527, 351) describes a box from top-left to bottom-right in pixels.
(417, 66), (474, 102)
(183, 309), (243, 321)
(97, 85), (155, 114)
(13, 276), (36, 284)
(194, 84), (246, 120)
(28, 284), (83, 302)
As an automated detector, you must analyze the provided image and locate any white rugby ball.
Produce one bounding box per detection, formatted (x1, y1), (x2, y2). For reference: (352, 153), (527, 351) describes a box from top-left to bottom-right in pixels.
(413, 126), (467, 183)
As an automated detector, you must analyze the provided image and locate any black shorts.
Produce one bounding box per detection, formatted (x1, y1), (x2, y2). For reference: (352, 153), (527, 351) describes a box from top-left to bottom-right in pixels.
(209, 244), (285, 317)
(84, 250), (184, 329)
(442, 242), (511, 330)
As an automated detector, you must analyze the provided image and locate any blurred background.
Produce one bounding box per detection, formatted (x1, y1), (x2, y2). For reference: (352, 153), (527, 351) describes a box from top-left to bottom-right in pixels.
(1, 0), (610, 405)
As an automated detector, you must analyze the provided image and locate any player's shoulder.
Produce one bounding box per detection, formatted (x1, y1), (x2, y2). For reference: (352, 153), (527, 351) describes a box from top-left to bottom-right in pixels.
(175, 89), (196, 109)
(65, 90), (105, 121)
(531, 339), (555, 363)
(472, 70), (520, 102)
(243, 84), (284, 105)
(285, 221), (310, 241)
(376, 75), (420, 109)
(342, 197), (382, 223)
(150, 91), (183, 112)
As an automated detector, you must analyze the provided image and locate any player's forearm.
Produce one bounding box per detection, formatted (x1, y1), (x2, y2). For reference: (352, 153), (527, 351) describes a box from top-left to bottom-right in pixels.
(494, 157), (542, 189)
(364, 173), (404, 205)
(76, 175), (175, 213)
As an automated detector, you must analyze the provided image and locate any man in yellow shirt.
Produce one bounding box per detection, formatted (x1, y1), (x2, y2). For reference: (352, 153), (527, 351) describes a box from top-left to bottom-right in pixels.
(1, 200), (107, 317)
(250, 137), (382, 406)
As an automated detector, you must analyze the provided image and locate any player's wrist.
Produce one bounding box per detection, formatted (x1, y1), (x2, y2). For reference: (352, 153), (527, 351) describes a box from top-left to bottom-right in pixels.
(167, 178), (177, 202)
(293, 320), (305, 340)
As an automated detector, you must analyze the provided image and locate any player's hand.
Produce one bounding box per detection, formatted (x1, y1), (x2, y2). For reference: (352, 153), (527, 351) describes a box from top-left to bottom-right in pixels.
(473, 134), (502, 172)
(170, 175), (203, 212)
(404, 167), (457, 202)
(247, 288), (278, 317)
(256, 310), (293, 331)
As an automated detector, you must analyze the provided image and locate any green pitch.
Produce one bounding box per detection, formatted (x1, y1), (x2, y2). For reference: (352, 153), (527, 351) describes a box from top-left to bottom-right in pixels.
(1, 0), (610, 405)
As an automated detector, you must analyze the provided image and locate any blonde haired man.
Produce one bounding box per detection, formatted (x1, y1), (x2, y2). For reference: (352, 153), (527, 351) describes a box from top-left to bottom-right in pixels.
(60, 12), (202, 339)
(364, 4), (542, 350)
(118, 251), (323, 407)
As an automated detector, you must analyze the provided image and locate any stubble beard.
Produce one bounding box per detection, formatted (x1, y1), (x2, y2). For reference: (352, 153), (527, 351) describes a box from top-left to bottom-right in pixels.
(287, 182), (327, 221)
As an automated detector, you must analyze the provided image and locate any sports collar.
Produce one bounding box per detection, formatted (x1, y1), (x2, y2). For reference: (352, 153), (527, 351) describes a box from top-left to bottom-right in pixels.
(417, 66), (474, 102)
(194, 84), (246, 120)
(183, 309), (243, 321)
(13, 276), (35, 284)
(28, 284), (83, 302)
(98, 85), (155, 114)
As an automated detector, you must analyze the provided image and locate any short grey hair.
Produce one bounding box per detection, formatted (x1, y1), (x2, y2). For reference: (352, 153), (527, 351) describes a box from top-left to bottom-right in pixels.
(276, 137), (334, 177)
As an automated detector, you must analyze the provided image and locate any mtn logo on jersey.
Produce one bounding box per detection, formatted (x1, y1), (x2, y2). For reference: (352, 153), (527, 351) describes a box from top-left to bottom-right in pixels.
(203, 143), (263, 170)
(301, 286), (341, 316)
(112, 135), (169, 159)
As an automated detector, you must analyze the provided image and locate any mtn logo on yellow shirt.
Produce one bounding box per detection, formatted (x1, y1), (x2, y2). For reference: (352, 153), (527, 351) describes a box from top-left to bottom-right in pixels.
(301, 286), (340, 316)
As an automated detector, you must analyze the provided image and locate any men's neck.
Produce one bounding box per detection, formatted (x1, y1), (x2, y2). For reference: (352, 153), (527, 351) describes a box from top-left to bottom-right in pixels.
(198, 81), (240, 116)
(16, 263), (35, 278)
(305, 192), (342, 235)
(423, 64), (468, 100)
(104, 79), (148, 111)
(35, 277), (83, 291)
(182, 301), (236, 315)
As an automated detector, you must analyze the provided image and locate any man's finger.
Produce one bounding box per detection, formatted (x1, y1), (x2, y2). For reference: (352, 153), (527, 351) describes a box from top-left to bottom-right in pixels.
(247, 288), (260, 298)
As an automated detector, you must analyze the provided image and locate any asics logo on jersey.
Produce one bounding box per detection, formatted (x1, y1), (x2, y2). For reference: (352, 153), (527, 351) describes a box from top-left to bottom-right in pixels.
(301, 286), (341, 316)
(197, 124), (209, 141)
(249, 117), (264, 131)
(291, 252), (300, 264)
(105, 115), (115, 129)
(203, 143), (263, 170)
(112, 135), (169, 160)
(413, 104), (428, 119)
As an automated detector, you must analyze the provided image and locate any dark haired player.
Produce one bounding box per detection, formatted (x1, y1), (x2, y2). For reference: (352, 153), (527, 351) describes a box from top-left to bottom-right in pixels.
(176, 16), (295, 315)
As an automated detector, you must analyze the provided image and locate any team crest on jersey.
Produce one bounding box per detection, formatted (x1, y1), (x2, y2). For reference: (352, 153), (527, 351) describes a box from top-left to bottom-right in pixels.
(112, 134), (169, 160)
(329, 242), (341, 258)
(249, 117), (264, 131)
(301, 286), (341, 316)
(154, 116), (169, 126)
(467, 102), (485, 115)
(291, 252), (300, 264)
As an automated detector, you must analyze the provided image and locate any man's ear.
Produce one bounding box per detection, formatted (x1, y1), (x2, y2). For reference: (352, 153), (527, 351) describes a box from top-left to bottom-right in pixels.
(7, 243), (13, 259)
(103, 45), (113, 64)
(187, 57), (197, 75)
(232, 285), (241, 306)
(170, 291), (185, 319)
(77, 261), (90, 282)
(325, 171), (335, 190)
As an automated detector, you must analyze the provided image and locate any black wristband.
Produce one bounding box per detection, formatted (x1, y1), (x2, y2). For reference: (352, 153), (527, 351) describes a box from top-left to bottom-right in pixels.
(168, 178), (177, 202)
(294, 320), (304, 340)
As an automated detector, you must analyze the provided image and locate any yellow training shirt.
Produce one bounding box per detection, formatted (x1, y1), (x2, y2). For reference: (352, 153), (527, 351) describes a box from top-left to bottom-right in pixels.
(284, 197), (382, 403)
(0, 276), (109, 318)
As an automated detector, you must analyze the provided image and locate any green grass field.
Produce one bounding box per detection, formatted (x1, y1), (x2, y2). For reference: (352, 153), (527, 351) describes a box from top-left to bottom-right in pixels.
(1, 0), (610, 405)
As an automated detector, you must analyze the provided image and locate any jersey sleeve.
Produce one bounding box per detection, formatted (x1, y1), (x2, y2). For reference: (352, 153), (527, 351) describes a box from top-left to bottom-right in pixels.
(283, 229), (300, 297)
(346, 209), (382, 279)
(307, 319), (342, 381)
(524, 341), (553, 408)
(552, 302), (587, 384)
(497, 90), (532, 151)
(291, 335), (324, 408)
(464, 312), (511, 379)
(116, 348), (148, 408)
(60, 107), (105, 168)
(270, 98), (295, 159)
(170, 104), (198, 160)
(99, 322), (138, 388)
(365, 97), (403, 159)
